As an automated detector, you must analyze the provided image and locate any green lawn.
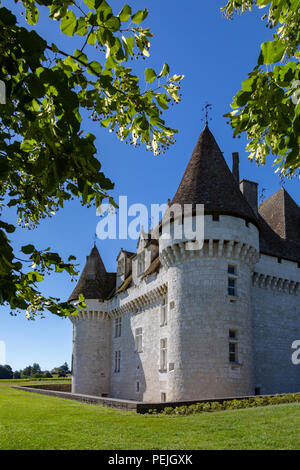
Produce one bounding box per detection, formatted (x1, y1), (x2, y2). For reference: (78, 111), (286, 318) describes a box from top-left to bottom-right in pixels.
(0, 380), (299, 450)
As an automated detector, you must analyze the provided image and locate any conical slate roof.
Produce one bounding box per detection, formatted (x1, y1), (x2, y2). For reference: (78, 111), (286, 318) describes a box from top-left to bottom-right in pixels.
(68, 246), (116, 302)
(171, 125), (258, 225)
(259, 188), (300, 244)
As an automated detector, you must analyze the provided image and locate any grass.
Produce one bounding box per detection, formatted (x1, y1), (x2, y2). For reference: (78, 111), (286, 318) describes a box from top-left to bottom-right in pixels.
(0, 380), (299, 450)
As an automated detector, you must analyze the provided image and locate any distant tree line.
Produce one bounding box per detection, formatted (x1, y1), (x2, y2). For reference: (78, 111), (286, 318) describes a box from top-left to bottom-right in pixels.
(0, 362), (70, 379)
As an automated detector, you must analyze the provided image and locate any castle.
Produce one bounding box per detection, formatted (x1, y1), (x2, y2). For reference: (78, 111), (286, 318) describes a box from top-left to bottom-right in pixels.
(69, 126), (300, 403)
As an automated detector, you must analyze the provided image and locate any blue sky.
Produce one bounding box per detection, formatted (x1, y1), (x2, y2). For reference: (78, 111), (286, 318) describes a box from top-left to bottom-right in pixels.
(1, 0), (299, 371)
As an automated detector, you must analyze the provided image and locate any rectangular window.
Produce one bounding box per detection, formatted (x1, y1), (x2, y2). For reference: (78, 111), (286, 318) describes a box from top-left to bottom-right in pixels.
(229, 343), (237, 363)
(160, 296), (168, 326)
(229, 329), (236, 339)
(228, 264), (237, 296)
(117, 258), (125, 275)
(160, 338), (167, 371)
(135, 328), (143, 353)
(137, 253), (145, 276)
(228, 265), (236, 275)
(136, 381), (140, 393)
(115, 317), (122, 338)
(161, 392), (166, 402)
(228, 278), (235, 296)
(229, 330), (238, 363)
(114, 350), (121, 373)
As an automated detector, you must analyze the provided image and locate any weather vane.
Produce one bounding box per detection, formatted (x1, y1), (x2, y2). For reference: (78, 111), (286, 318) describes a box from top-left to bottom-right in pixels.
(279, 173), (286, 188)
(201, 102), (212, 126)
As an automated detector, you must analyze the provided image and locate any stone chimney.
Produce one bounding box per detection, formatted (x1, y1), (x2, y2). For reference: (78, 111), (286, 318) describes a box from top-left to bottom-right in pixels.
(232, 152), (240, 183)
(239, 179), (258, 216)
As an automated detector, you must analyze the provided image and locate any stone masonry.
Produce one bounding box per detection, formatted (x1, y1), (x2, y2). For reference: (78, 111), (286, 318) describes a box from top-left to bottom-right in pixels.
(69, 126), (300, 403)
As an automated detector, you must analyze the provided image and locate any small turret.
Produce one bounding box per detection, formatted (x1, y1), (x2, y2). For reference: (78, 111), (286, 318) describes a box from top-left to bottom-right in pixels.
(69, 246), (115, 396)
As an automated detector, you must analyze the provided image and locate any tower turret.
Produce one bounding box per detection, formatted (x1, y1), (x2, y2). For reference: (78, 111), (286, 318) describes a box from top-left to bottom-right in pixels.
(68, 246), (115, 396)
(160, 126), (260, 400)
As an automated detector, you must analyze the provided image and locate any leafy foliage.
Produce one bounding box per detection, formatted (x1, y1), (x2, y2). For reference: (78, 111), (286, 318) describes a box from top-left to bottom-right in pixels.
(0, 1), (183, 318)
(222, 0), (300, 176)
(1, 362), (69, 379)
(154, 392), (300, 415)
(0, 364), (13, 379)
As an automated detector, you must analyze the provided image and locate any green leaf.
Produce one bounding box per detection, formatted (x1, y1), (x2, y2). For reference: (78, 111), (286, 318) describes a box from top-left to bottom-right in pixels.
(51, 43), (59, 53)
(0, 6), (16, 26)
(83, 0), (96, 8)
(155, 93), (169, 110)
(25, 5), (39, 25)
(158, 63), (170, 78)
(131, 9), (148, 25)
(101, 117), (112, 127)
(28, 271), (44, 282)
(96, 1), (112, 21)
(241, 76), (255, 92)
(20, 139), (36, 152)
(60, 10), (77, 37)
(76, 18), (89, 36)
(74, 49), (88, 65)
(119, 5), (132, 22)
(21, 244), (35, 255)
(87, 31), (97, 45)
(234, 90), (251, 108)
(105, 16), (121, 32)
(83, 0), (103, 8)
(87, 61), (102, 75)
(260, 40), (286, 65)
(64, 56), (80, 71)
(0, 222), (15, 233)
(124, 36), (134, 55)
(145, 68), (156, 83)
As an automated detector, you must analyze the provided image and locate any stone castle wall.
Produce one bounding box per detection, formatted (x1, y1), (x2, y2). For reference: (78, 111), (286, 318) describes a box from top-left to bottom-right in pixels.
(70, 216), (300, 402)
(252, 254), (300, 394)
(71, 300), (111, 396)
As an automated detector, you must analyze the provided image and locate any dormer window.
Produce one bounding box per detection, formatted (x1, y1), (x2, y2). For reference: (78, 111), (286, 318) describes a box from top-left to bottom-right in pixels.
(137, 252), (145, 276)
(117, 258), (125, 275)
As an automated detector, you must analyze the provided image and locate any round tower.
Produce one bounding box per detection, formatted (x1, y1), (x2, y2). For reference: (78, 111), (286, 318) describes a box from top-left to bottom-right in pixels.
(160, 126), (260, 401)
(68, 246), (115, 396)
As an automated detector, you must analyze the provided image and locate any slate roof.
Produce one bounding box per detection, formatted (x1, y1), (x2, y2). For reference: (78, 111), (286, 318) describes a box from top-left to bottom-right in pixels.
(142, 256), (161, 279)
(68, 129), (299, 303)
(171, 125), (258, 226)
(115, 274), (133, 295)
(118, 250), (135, 259)
(68, 246), (116, 302)
(259, 189), (300, 244)
(258, 189), (300, 262)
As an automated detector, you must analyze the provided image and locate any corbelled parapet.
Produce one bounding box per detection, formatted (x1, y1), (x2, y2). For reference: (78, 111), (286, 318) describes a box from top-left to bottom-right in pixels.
(160, 238), (259, 270)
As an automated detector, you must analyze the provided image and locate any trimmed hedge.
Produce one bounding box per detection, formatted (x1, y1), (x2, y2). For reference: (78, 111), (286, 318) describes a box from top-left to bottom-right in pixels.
(147, 393), (300, 416)
(0, 377), (71, 383)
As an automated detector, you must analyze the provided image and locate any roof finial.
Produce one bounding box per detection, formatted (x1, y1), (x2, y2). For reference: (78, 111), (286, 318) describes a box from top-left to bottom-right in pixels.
(201, 102), (212, 127)
(279, 173), (286, 188)
(93, 232), (97, 247)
